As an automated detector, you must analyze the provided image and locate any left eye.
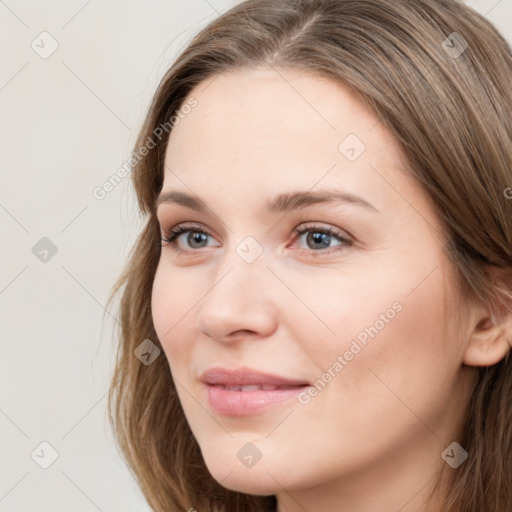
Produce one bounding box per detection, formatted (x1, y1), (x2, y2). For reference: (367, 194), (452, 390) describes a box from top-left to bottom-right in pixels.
(294, 226), (351, 251)
(291, 223), (353, 254)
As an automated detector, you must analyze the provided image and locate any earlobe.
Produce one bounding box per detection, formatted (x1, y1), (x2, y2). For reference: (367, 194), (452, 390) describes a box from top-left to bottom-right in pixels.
(463, 310), (512, 367)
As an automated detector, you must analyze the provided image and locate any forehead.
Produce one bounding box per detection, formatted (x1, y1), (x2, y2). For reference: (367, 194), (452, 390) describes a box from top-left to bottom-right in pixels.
(166, 66), (398, 161)
(161, 66), (419, 215)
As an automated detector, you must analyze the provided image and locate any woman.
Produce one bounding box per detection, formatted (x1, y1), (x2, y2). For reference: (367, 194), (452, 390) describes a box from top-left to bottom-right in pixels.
(107, 0), (512, 510)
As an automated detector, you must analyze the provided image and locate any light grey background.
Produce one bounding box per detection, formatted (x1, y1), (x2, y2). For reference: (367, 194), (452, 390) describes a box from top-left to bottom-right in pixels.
(0, 1), (510, 511)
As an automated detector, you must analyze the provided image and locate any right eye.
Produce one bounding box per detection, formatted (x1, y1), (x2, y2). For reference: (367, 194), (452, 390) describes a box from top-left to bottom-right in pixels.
(159, 223), (220, 252)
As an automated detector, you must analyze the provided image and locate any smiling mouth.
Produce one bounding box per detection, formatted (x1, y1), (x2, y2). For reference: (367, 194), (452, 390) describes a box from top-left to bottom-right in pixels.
(200, 366), (311, 416)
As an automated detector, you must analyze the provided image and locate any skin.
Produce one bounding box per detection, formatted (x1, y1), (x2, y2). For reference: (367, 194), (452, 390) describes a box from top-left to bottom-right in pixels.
(151, 67), (508, 512)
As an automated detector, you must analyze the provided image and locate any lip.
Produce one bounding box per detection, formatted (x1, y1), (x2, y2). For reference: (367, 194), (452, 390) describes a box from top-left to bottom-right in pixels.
(200, 366), (310, 416)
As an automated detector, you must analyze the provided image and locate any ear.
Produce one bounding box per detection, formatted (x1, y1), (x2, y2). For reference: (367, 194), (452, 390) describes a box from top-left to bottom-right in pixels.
(463, 273), (512, 367)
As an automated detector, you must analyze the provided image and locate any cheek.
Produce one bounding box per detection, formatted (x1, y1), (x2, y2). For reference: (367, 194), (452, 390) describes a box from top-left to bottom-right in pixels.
(319, 268), (456, 427)
(290, 249), (457, 404)
(151, 264), (198, 367)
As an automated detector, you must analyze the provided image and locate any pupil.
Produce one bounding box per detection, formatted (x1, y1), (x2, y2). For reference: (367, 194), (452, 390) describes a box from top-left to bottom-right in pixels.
(308, 232), (330, 249)
(189, 232), (207, 248)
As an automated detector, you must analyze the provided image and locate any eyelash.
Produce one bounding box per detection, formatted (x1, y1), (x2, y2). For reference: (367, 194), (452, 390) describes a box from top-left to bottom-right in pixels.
(158, 222), (353, 256)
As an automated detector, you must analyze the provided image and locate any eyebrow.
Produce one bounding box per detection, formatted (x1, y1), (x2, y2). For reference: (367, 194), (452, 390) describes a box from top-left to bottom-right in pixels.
(155, 189), (379, 214)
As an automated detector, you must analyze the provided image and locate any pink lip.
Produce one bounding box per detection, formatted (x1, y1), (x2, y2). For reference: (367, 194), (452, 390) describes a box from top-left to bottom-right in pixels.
(200, 366), (310, 416)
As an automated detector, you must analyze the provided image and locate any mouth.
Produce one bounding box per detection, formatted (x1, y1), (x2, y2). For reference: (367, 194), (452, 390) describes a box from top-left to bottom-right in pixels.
(200, 367), (311, 416)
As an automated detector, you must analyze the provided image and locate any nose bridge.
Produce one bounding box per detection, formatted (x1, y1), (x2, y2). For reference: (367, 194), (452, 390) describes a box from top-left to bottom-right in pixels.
(210, 232), (269, 296)
(195, 236), (277, 340)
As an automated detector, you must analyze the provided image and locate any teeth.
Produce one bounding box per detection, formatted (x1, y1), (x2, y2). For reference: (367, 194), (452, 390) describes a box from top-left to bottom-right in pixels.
(239, 385), (262, 391)
(213, 384), (301, 391)
(225, 385), (269, 391)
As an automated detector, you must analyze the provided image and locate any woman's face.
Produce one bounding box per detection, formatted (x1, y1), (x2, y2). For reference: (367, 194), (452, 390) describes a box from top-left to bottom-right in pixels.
(151, 67), (475, 507)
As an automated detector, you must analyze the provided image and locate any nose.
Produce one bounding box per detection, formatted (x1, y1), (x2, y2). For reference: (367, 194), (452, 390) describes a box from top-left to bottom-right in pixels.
(195, 250), (278, 343)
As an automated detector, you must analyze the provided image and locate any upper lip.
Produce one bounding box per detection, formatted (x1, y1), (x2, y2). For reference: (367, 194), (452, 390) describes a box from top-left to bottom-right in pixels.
(200, 366), (310, 387)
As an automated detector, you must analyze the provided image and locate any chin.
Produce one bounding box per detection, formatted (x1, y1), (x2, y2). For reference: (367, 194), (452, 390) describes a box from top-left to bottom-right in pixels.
(200, 446), (283, 495)
(209, 466), (280, 496)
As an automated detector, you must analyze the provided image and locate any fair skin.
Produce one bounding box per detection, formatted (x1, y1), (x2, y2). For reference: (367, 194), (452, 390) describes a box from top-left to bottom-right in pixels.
(151, 67), (509, 512)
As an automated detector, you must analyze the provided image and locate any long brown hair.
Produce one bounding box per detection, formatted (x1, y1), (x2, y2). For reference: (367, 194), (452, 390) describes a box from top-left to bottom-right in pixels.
(106, 1), (512, 510)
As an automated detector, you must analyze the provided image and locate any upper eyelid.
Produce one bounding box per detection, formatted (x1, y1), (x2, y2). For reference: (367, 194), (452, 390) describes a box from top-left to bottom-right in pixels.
(161, 221), (347, 235)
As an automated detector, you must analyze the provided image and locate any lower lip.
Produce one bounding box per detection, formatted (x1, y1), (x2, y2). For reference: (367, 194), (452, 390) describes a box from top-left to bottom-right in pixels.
(206, 384), (308, 416)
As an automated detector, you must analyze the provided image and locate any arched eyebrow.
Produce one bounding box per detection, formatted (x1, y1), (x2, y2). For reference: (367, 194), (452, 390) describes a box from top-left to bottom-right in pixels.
(155, 189), (380, 214)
